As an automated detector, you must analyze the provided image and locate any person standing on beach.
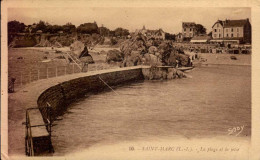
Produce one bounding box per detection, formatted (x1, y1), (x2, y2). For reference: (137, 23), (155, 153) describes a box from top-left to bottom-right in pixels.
(79, 46), (94, 72)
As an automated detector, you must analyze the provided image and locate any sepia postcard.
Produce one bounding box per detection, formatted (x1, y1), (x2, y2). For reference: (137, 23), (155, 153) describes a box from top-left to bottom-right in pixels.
(1, 0), (260, 159)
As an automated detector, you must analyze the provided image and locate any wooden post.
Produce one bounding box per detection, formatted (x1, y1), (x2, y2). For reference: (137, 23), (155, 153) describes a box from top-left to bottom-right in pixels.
(46, 68), (48, 79)
(38, 69), (40, 80)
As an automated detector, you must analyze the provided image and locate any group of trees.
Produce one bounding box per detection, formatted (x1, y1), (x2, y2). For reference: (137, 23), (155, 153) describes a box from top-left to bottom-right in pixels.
(195, 24), (207, 35)
(8, 20), (208, 41)
(7, 20), (130, 37)
(8, 20), (26, 33)
(165, 32), (176, 41)
(30, 21), (77, 34)
(8, 20), (77, 34)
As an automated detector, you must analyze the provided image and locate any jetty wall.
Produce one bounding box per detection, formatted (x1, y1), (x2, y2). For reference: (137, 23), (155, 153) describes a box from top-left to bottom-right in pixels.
(37, 67), (145, 121)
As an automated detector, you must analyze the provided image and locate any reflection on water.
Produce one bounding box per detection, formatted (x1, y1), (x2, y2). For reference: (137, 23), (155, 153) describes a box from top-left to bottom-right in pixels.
(52, 65), (251, 155)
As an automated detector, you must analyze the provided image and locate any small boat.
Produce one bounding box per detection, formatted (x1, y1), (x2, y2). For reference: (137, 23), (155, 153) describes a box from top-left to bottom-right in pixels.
(156, 66), (194, 71)
(177, 66), (194, 71)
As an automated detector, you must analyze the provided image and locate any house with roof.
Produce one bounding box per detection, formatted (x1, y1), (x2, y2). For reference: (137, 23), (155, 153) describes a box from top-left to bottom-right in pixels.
(182, 22), (197, 41)
(175, 32), (183, 42)
(135, 26), (165, 40)
(211, 18), (251, 44)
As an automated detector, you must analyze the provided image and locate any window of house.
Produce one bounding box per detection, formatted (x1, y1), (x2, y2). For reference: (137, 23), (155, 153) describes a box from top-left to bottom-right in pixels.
(214, 29), (217, 32)
(190, 28), (192, 31)
(231, 33), (233, 37)
(184, 28), (186, 31)
(226, 34), (228, 37)
(231, 28), (233, 32)
(219, 34), (221, 37)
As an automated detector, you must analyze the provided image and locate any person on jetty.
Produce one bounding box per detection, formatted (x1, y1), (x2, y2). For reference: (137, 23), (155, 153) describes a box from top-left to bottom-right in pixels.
(70, 37), (94, 72)
(79, 45), (94, 72)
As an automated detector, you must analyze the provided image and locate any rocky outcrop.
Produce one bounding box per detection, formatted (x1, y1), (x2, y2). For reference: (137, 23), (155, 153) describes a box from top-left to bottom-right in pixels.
(118, 34), (193, 68)
(142, 67), (188, 80)
(8, 35), (38, 48)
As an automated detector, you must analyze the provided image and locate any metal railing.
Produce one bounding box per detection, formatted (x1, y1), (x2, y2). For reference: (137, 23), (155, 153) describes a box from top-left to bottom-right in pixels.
(10, 63), (82, 88)
(24, 105), (52, 156)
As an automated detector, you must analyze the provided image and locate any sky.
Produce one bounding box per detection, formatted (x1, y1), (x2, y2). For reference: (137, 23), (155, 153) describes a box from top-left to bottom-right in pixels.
(8, 7), (251, 34)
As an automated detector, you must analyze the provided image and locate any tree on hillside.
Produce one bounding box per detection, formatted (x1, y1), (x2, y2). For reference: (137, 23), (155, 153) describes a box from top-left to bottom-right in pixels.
(8, 20), (26, 34)
(63, 22), (76, 34)
(77, 22), (99, 34)
(195, 24), (207, 35)
(165, 32), (176, 41)
(99, 26), (110, 37)
(109, 30), (115, 37)
(45, 24), (53, 33)
(114, 27), (129, 37)
(32, 20), (48, 33)
(51, 25), (63, 33)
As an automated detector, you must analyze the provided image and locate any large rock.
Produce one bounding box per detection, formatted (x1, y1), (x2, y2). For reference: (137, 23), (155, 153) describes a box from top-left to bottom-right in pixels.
(121, 50), (142, 67)
(148, 46), (158, 55)
(106, 49), (123, 63)
(129, 50), (142, 66)
(9, 36), (37, 48)
(167, 68), (178, 79)
(142, 53), (151, 65)
(150, 54), (162, 66)
(165, 51), (178, 67)
(70, 40), (85, 57)
(178, 54), (190, 67)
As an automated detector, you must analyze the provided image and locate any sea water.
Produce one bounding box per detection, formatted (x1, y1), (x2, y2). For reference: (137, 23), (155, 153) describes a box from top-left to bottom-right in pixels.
(51, 65), (251, 155)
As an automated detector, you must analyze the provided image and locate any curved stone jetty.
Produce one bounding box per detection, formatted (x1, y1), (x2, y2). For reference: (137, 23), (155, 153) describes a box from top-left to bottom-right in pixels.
(8, 66), (188, 156)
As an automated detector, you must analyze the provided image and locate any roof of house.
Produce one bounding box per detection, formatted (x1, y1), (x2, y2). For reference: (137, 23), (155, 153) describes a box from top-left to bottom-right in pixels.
(223, 19), (249, 27)
(212, 19), (250, 28)
(212, 20), (223, 28)
(182, 22), (196, 28)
